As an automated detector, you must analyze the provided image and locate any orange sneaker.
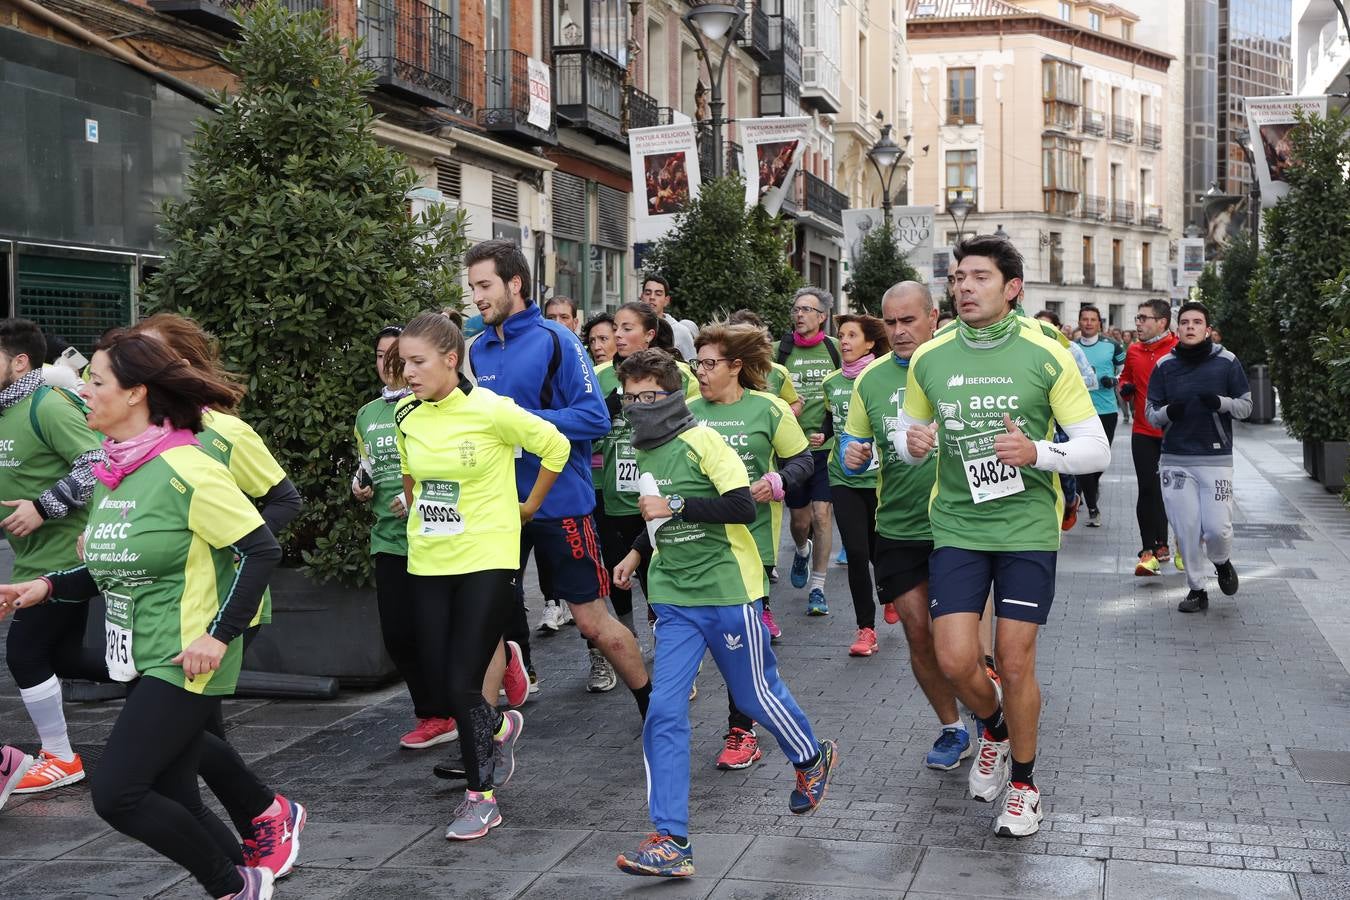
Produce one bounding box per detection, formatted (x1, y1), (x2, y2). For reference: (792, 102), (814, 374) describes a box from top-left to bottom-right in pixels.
(882, 602), (900, 625)
(14, 750), (84, 794)
(848, 627), (878, 657)
(1135, 551), (1161, 576)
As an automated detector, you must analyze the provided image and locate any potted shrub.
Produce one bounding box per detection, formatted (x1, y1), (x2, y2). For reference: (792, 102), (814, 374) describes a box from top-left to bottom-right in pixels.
(142, 2), (468, 681)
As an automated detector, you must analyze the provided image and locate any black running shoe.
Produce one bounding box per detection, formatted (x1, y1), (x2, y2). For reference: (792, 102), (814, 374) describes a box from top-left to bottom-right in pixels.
(1215, 560), (1239, 596)
(1178, 589), (1209, 613)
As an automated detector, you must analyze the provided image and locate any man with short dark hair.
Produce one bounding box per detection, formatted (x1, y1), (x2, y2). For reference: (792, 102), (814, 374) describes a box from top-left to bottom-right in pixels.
(640, 275), (696, 361)
(465, 240), (654, 719)
(544, 296), (580, 335)
(1145, 301), (1250, 613)
(1118, 298), (1179, 575)
(1074, 305), (1125, 527)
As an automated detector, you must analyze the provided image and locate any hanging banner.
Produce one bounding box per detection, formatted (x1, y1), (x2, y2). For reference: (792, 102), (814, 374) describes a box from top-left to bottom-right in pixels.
(1177, 238), (1206, 288)
(738, 116), (811, 216)
(1244, 95), (1328, 206)
(629, 123), (702, 243)
(841, 207), (935, 268)
(526, 57), (552, 131)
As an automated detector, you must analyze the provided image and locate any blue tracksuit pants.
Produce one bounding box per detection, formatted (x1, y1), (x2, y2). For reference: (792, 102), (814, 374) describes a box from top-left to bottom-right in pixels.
(644, 600), (819, 836)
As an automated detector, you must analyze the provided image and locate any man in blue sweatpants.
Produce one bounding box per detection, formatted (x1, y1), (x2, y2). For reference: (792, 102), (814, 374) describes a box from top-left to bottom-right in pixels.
(611, 349), (838, 878)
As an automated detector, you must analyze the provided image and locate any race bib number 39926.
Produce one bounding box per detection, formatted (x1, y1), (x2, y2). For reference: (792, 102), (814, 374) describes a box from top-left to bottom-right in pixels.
(956, 431), (1025, 504)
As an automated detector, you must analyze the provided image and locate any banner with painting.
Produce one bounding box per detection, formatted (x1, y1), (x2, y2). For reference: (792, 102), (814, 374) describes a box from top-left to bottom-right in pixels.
(1243, 95), (1328, 206)
(629, 123), (703, 243)
(738, 116), (811, 216)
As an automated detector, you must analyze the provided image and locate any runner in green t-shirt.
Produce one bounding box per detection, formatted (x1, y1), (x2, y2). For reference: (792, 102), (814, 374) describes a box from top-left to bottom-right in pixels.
(820, 314), (886, 656)
(777, 288), (843, 614)
(689, 321), (813, 772)
(608, 349), (837, 879)
(838, 282), (968, 772)
(898, 237), (1109, 840)
(0, 319), (106, 796)
(0, 331), (285, 900)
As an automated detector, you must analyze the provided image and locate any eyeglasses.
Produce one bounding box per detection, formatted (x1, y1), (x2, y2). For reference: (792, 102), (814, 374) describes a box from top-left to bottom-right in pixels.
(620, 390), (674, 406)
(1134, 315), (1164, 323)
(692, 358), (734, 371)
(791, 305), (826, 316)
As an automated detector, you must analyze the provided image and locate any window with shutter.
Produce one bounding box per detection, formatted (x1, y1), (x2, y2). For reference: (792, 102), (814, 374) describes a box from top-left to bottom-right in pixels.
(552, 172), (587, 241)
(436, 158), (462, 200)
(595, 184), (629, 249)
(492, 174), (520, 223)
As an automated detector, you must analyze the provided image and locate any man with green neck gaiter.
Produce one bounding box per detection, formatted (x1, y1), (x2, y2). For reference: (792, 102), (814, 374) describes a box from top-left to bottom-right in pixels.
(896, 235), (1110, 840)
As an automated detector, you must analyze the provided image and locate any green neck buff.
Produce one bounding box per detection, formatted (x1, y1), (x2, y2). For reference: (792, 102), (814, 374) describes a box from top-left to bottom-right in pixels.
(957, 308), (1021, 349)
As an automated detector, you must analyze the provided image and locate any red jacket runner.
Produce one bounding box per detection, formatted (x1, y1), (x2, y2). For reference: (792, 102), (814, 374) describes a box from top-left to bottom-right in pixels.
(1118, 333), (1179, 438)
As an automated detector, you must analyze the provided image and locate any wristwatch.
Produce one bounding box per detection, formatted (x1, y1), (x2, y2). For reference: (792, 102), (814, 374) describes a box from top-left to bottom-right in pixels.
(667, 494), (685, 520)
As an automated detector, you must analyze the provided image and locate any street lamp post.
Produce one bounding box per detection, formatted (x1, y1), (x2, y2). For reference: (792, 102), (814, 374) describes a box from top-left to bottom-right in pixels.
(681, 3), (746, 179)
(866, 124), (908, 226)
(1235, 131), (1261, 237)
(947, 190), (974, 246)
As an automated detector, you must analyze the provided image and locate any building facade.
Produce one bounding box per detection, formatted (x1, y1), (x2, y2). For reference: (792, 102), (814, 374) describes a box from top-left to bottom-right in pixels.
(906, 0), (1173, 328)
(1293, 0), (1349, 108)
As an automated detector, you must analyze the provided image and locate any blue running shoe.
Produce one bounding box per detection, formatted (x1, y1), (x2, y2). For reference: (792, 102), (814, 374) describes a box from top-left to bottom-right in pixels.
(789, 739), (839, 814)
(790, 539), (812, 588)
(925, 726), (973, 771)
(616, 833), (695, 877)
(835, 547), (848, 565)
(806, 588), (829, 616)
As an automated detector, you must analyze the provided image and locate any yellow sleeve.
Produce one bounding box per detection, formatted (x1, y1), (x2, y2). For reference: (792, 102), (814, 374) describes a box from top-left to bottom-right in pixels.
(1047, 344), (1098, 426)
(901, 362), (934, 421)
(182, 454), (266, 549)
(775, 364), (800, 405)
(678, 362), (700, 399)
(769, 396), (810, 458)
(698, 429), (751, 493)
(214, 415), (286, 498)
(493, 395), (571, 473)
(844, 380), (873, 440)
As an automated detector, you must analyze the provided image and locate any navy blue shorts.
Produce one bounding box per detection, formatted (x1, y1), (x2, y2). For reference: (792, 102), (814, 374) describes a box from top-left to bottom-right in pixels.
(785, 449), (831, 509)
(520, 515), (609, 603)
(928, 547), (1057, 625)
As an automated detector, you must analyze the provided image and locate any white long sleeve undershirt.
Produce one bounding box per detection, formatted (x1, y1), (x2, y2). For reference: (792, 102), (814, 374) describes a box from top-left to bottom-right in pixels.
(896, 411), (1111, 475)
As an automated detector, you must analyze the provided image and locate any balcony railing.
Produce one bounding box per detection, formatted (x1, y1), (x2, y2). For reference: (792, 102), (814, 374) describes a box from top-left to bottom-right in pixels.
(554, 48), (625, 144)
(1142, 270), (1154, 291)
(1142, 206), (1164, 228)
(798, 171), (847, 225)
(1112, 264), (1126, 288)
(148, 0), (328, 35)
(1110, 115), (1135, 143)
(1141, 122), (1162, 149)
(626, 84), (659, 131)
(1110, 199), (1135, 224)
(1081, 195), (1107, 220)
(1082, 262), (1096, 286)
(359, 0), (475, 115)
(1081, 108), (1106, 136)
(800, 50), (842, 114)
(736, 2), (772, 61)
(695, 132), (743, 179)
(479, 49), (556, 145)
(1049, 256), (1064, 285)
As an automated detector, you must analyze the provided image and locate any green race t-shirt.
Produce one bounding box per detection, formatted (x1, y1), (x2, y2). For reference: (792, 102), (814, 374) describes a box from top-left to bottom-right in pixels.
(822, 369), (877, 488)
(782, 338), (840, 447)
(637, 425), (766, 605)
(0, 387), (101, 581)
(596, 359), (697, 517)
(843, 355), (935, 541)
(355, 396), (408, 557)
(82, 445), (264, 696)
(689, 390), (808, 566)
(902, 322), (1097, 552)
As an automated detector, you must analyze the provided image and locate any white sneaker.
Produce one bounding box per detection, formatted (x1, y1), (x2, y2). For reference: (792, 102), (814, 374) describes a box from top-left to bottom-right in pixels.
(968, 732), (1011, 802)
(557, 602), (575, 627)
(994, 782), (1043, 837)
(586, 648), (617, 693)
(538, 602), (563, 633)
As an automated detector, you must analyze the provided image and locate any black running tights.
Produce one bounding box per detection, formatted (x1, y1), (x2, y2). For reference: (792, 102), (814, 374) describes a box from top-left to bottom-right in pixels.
(5, 598), (106, 688)
(1079, 413), (1118, 513)
(830, 484), (879, 629)
(1131, 432), (1169, 553)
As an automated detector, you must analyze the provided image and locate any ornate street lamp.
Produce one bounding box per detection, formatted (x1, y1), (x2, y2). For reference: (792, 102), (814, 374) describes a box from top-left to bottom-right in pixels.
(682, 3), (746, 179)
(947, 189), (974, 245)
(866, 124), (909, 225)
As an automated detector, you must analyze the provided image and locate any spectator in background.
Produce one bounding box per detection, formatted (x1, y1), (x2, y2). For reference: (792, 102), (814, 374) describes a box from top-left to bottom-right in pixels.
(545, 297), (581, 335)
(640, 275), (696, 361)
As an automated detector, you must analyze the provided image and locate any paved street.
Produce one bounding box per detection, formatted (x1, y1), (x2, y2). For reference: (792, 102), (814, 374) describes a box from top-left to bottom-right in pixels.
(2, 420), (1350, 899)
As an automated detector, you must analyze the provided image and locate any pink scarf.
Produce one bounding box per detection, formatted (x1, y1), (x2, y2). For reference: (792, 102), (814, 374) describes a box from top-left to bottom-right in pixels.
(93, 424), (200, 489)
(842, 352), (875, 380)
(793, 329), (827, 348)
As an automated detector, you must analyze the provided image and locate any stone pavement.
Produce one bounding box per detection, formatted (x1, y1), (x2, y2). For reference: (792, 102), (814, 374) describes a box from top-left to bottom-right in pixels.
(2, 420), (1350, 898)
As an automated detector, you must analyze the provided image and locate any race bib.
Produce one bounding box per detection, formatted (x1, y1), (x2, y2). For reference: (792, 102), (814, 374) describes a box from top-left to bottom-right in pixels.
(615, 456), (640, 493)
(104, 591), (138, 683)
(957, 431), (1025, 504)
(417, 480), (465, 536)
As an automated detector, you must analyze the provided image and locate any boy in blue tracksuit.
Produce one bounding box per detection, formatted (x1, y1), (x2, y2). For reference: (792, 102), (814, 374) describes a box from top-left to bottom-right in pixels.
(1145, 301), (1252, 614)
(610, 349), (837, 878)
(1074, 305), (1126, 526)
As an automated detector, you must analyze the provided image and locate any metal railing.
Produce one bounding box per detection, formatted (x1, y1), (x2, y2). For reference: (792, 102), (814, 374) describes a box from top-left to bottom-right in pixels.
(626, 83), (659, 131)
(554, 48), (624, 141)
(1110, 199), (1135, 224)
(479, 48), (555, 141)
(736, 2), (771, 60)
(1112, 264), (1126, 288)
(1081, 108), (1106, 136)
(799, 170), (847, 224)
(1081, 195), (1107, 220)
(1110, 115), (1135, 142)
(358, 0), (474, 115)
(1142, 206), (1164, 228)
(1049, 256), (1064, 285)
(1141, 122), (1162, 148)
(1142, 270), (1154, 291)
(1082, 262), (1096, 285)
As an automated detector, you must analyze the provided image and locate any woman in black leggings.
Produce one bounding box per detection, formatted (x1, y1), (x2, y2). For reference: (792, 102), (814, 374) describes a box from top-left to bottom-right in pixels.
(821, 314), (888, 657)
(0, 332), (282, 900)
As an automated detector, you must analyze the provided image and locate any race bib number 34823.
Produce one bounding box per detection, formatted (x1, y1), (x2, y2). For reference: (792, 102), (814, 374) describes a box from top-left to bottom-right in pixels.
(956, 431), (1025, 504)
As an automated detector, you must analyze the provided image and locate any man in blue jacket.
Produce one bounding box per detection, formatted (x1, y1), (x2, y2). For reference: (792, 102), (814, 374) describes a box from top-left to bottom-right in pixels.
(1145, 301), (1251, 613)
(467, 240), (653, 716)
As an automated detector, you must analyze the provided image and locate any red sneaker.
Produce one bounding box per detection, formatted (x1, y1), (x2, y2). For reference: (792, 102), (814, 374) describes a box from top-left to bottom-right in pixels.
(1061, 493), (1080, 531)
(848, 627), (878, 657)
(400, 717), (459, 750)
(882, 602), (900, 625)
(503, 640), (529, 707)
(244, 794), (307, 878)
(13, 750), (84, 794)
(715, 728), (763, 770)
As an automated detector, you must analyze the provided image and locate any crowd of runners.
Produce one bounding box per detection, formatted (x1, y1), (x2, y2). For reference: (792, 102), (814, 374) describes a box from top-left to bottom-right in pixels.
(0, 233), (1253, 895)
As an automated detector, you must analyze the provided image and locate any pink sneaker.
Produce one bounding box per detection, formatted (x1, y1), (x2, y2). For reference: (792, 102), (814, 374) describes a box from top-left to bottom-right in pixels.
(244, 794), (307, 878)
(1, 745), (36, 811)
(848, 627), (878, 657)
(761, 608), (782, 641)
(503, 640), (529, 707)
(400, 717), (459, 750)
